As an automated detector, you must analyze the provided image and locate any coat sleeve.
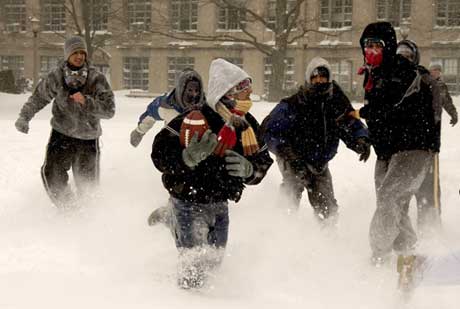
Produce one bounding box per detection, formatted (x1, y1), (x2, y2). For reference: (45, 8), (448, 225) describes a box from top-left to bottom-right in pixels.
(83, 74), (115, 119)
(260, 102), (293, 156)
(244, 113), (274, 185)
(151, 117), (191, 176)
(334, 89), (369, 151)
(439, 81), (457, 121)
(18, 70), (59, 121)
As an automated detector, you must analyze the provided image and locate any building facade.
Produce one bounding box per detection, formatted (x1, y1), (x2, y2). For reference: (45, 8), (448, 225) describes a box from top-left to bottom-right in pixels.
(1, 0), (460, 98)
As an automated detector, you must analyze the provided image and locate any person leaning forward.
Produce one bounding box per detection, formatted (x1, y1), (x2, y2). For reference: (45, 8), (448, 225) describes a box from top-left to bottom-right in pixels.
(15, 36), (115, 208)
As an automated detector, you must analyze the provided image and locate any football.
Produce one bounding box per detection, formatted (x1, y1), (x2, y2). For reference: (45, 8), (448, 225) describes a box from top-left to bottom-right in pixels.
(179, 110), (209, 147)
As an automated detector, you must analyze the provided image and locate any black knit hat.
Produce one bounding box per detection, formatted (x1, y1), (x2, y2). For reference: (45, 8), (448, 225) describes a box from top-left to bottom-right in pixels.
(311, 66), (330, 81)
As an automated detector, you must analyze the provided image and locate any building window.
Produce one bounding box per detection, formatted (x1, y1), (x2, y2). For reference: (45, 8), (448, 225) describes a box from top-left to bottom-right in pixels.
(40, 56), (63, 77)
(376, 0), (411, 27)
(220, 57), (243, 69)
(167, 57), (195, 90)
(329, 59), (352, 92)
(217, 4), (245, 30)
(171, 0), (198, 31)
(436, 0), (460, 27)
(0, 55), (24, 80)
(267, 0), (297, 29)
(320, 0), (353, 29)
(2, 0), (26, 32)
(431, 58), (459, 94)
(123, 57), (149, 90)
(41, 0), (66, 31)
(264, 57), (295, 97)
(127, 0), (151, 31)
(90, 0), (110, 31)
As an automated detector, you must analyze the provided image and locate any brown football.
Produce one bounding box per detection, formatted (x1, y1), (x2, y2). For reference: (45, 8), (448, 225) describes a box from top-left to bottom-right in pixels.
(180, 110), (209, 147)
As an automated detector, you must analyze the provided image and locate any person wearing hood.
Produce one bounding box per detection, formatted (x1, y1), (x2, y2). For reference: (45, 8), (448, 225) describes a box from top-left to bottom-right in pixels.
(129, 68), (204, 147)
(349, 22), (441, 270)
(260, 57), (370, 223)
(150, 58), (273, 289)
(14, 36), (115, 208)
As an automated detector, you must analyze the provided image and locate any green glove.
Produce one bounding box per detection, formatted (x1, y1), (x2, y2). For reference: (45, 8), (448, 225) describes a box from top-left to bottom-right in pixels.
(182, 129), (218, 168)
(224, 150), (254, 178)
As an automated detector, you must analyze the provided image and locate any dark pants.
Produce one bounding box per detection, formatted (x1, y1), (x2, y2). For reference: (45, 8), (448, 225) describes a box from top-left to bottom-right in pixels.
(169, 197), (229, 288)
(41, 130), (100, 207)
(415, 153), (441, 232)
(277, 157), (338, 220)
(370, 150), (433, 258)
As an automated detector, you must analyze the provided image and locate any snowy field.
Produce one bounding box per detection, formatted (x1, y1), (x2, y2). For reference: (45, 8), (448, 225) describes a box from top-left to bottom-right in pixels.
(1, 91), (459, 309)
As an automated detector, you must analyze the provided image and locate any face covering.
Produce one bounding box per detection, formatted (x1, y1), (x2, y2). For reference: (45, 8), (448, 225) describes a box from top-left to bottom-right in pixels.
(311, 82), (331, 95)
(364, 47), (383, 67)
(64, 65), (88, 90)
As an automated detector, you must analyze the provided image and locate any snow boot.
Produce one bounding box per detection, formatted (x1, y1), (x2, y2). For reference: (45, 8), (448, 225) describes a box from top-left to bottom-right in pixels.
(147, 206), (171, 227)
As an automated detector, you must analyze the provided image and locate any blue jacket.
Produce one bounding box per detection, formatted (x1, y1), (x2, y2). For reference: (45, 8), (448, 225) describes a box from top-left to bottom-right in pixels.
(261, 82), (368, 171)
(138, 90), (184, 125)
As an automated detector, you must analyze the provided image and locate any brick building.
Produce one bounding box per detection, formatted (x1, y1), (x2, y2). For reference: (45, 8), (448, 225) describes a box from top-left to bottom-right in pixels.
(1, 0), (460, 98)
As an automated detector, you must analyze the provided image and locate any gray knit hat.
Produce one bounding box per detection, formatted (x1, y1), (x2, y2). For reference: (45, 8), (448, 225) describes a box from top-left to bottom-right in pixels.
(64, 36), (87, 60)
(429, 63), (443, 72)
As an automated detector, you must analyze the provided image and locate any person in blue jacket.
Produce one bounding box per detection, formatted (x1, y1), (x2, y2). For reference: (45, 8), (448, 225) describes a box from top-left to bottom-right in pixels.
(261, 57), (370, 223)
(129, 68), (204, 147)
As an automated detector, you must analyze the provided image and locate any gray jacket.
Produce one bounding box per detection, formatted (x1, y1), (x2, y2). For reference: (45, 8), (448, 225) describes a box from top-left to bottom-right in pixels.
(18, 61), (115, 140)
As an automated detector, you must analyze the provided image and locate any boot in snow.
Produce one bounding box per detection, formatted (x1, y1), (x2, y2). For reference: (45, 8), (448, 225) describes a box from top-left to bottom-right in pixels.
(147, 206), (171, 227)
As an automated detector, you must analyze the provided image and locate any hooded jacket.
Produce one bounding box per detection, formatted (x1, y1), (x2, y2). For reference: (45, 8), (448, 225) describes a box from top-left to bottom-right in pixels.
(151, 60), (272, 204)
(137, 69), (204, 129)
(207, 58), (251, 110)
(359, 23), (441, 157)
(358, 22), (398, 160)
(261, 57), (368, 172)
(18, 60), (115, 140)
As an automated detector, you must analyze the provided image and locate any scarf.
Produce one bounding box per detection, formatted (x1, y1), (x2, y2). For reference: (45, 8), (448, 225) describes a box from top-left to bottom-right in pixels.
(214, 99), (259, 157)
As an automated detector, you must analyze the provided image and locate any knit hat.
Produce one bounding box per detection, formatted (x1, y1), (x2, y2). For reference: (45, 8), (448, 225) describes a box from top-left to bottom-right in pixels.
(64, 36), (87, 60)
(429, 63), (442, 72)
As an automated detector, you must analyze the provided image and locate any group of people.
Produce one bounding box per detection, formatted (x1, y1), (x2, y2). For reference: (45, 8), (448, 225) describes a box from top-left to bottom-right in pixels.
(14, 20), (458, 292)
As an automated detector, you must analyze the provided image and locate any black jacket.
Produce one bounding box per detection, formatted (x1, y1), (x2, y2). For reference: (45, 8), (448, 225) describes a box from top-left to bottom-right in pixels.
(261, 81), (368, 172)
(151, 104), (273, 204)
(358, 22), (398, 160)
(389, 56), (441, 154)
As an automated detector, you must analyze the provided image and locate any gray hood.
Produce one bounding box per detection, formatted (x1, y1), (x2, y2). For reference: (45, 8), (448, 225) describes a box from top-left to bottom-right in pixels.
(305, 57), (332, 84)
(207, 58), (251, 111)
(174, 68), (204, 110)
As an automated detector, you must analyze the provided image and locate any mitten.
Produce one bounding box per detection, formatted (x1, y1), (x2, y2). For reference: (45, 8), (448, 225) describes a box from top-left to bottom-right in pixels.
(214, 123), (237, 157)
(15, 117), (29, 134)
(130, 129), (144, 147)
(182, 129), (218, 168)
(224, 150), (254, 178)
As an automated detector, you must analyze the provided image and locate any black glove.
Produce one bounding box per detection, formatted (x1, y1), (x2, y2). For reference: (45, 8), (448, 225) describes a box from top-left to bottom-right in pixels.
(451, 114), (458, 126)
(182, 130), (218, 168)
(354, 138), (371, 162)
(15, 117), (29, 134)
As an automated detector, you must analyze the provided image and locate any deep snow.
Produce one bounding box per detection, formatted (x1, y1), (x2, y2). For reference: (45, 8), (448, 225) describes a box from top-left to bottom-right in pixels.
(0, 91), (459, 309)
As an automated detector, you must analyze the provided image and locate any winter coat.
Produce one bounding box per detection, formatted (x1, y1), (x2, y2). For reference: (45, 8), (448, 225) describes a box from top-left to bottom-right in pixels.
(389, 56), (441, 154)
(18, 60), (115, 140)
(151, 104), (273, 204)
(358, 22), (398, 160)
(137, 69), (205, 127)
(261, 80), (368, 173)
(435, 77), (458, 121)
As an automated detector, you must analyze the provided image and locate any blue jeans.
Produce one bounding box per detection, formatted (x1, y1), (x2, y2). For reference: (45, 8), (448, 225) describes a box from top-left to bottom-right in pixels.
(170, 197), (229, 249)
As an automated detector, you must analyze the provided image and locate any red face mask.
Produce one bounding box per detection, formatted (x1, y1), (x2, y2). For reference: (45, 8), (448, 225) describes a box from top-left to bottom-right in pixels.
(364, 47), (383, 67)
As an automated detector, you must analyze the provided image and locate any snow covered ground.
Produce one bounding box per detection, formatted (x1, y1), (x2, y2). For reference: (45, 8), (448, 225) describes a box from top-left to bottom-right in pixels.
(0, 91), (459, 309)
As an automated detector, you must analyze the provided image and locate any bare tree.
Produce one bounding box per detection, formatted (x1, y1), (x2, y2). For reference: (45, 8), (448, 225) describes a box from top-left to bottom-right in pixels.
(64, 0), (123, 61)
(150, 0), (321, 101)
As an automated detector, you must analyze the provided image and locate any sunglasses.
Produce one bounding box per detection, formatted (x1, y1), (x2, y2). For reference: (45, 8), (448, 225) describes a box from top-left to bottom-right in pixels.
(227, 78), (252, 96)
